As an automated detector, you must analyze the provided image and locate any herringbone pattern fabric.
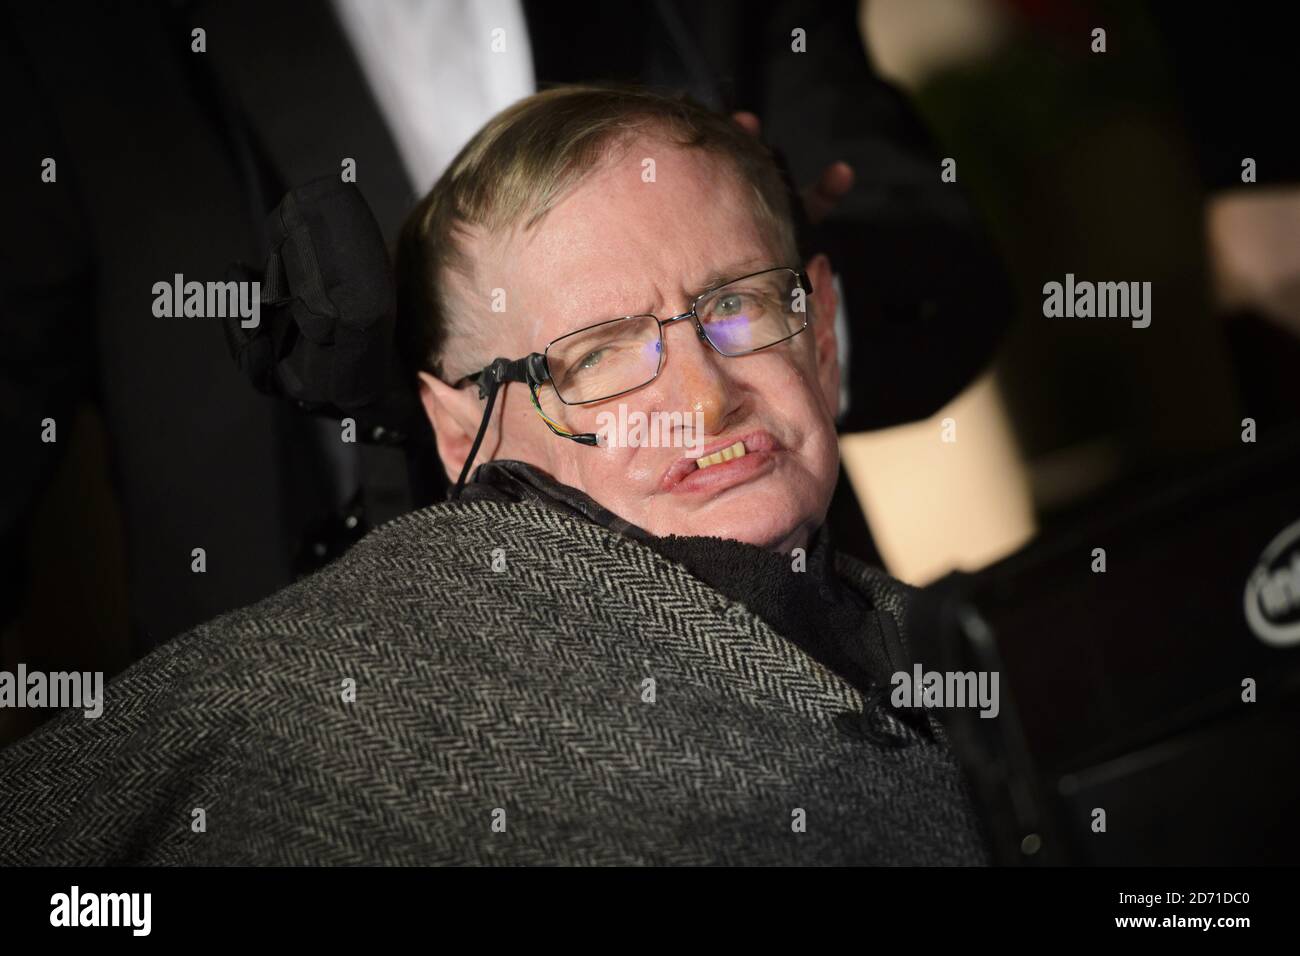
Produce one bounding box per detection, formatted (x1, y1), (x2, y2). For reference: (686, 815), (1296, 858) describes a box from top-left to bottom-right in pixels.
(0, 500), (989, 865)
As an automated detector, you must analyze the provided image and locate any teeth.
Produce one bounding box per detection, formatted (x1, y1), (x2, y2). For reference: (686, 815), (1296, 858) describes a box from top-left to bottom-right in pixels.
(695, 441), (747, 470)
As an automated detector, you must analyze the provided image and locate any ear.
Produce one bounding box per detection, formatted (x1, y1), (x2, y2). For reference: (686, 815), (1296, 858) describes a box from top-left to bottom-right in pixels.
(417, 370), (500, 484)
(804, 253), (841, 419)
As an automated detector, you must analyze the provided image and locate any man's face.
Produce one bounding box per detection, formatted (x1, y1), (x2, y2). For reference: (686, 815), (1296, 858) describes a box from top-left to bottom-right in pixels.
(434, 139), (841, 552)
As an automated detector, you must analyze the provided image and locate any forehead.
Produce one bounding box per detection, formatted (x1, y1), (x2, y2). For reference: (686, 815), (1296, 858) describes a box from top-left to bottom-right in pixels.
(487, 140), (782, 347)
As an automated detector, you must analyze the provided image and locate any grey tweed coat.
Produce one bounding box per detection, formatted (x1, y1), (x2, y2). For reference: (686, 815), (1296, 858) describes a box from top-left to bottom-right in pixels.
(0, 499), (989, 865)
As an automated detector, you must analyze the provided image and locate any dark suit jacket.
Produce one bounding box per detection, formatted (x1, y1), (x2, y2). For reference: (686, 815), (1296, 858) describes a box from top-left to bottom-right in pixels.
(1, 0), (1008, 650)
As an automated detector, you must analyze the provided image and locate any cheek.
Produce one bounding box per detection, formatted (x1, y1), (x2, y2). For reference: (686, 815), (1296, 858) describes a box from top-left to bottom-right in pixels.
(586, 441), (653, 480)
(544, 437), (605, 490)
(762, 354), (839, 484)
(550, 443), (650, 512)
(496, 389), (561, 469)
(752, 350), (824, 417)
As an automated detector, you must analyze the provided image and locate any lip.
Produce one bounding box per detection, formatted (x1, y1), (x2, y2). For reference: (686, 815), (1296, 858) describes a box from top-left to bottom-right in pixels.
(660, 430), (782, 495)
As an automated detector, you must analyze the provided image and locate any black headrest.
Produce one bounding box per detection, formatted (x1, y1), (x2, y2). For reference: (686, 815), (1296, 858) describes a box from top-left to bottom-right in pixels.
(224, 177), (415, 444)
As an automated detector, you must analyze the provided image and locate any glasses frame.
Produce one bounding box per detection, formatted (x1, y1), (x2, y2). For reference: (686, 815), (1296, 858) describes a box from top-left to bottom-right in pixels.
(540, 266), (813, 408)
(449, 266), (813, 470)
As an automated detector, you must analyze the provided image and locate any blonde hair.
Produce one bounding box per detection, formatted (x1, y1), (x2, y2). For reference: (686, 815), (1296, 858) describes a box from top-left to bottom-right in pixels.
(396, 85), (800, 380)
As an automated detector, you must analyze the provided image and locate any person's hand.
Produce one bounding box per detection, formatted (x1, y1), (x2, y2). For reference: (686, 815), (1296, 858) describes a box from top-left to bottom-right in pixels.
(732, 111), (855, 225)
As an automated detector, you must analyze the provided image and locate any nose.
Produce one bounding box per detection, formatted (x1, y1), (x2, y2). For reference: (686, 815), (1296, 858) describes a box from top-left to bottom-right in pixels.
(658, 315), (736, 435)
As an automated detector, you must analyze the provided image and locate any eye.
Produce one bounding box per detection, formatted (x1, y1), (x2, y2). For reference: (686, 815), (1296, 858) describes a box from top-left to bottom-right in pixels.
(575, 349), (605, 372)
(715, 293), (746, 316)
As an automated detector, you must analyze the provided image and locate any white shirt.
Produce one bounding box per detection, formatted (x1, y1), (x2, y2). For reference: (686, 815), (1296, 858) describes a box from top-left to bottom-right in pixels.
(330, 0), (536, 194)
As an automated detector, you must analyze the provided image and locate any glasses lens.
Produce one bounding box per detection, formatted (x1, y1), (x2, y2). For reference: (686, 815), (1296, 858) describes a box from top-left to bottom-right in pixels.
(697, 269), (807, 356)
(545, 314), (664, 403)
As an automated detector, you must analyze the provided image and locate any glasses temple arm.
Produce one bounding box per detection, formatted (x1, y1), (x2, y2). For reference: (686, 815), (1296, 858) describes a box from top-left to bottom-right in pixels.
(451, 355), (540, 497)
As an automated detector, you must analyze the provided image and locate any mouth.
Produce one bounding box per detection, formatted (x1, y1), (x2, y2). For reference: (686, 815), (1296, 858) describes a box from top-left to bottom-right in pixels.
(660, 430), (782, 495)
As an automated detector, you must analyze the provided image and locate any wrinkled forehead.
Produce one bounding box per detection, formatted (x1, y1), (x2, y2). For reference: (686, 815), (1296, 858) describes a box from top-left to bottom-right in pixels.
(475, 141), (784, 352)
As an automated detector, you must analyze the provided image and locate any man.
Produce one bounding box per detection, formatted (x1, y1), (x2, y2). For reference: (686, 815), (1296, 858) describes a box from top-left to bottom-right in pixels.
(0, 87), (989, 866)
(3, 0), (1008, 658)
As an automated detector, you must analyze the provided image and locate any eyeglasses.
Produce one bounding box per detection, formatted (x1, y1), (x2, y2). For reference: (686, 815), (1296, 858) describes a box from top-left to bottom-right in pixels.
(449, 266), (813, 495)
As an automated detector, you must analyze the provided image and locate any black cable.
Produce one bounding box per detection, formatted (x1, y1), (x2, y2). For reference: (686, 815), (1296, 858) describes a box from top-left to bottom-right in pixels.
(453, 381), (504, 499)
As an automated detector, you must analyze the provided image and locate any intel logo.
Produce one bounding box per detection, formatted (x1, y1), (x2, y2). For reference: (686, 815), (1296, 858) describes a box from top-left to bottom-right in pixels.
(1244, 518), (1300, 647)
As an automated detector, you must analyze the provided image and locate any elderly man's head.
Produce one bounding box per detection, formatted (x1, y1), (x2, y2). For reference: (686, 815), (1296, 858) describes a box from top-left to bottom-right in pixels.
(399, 86), (842, 551)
